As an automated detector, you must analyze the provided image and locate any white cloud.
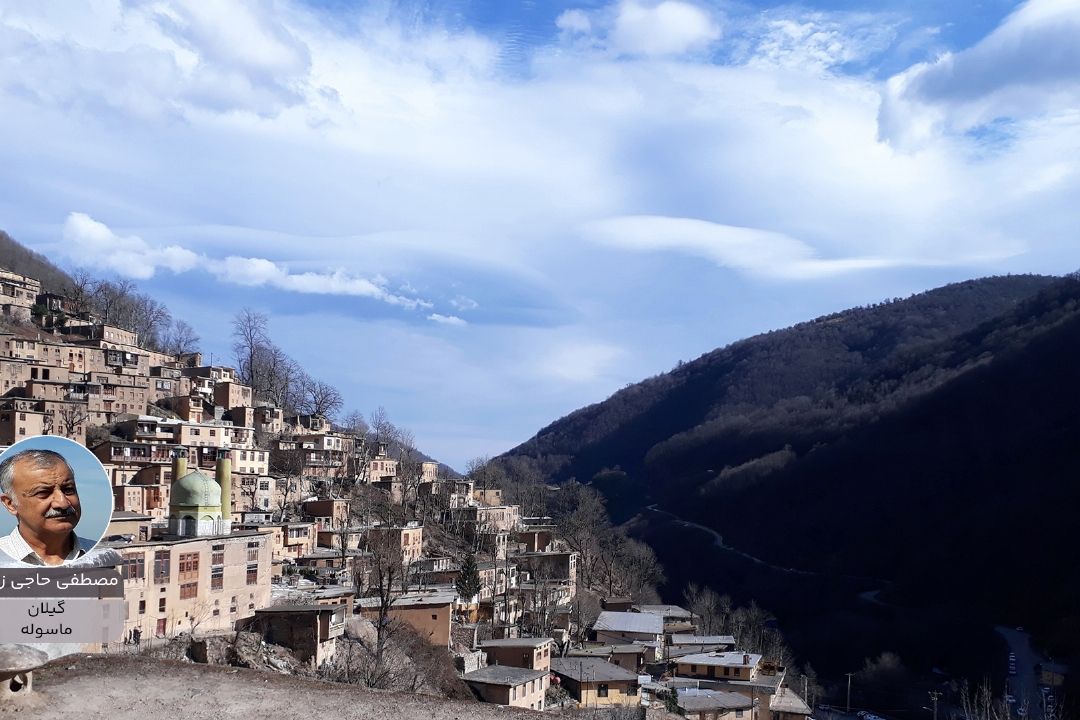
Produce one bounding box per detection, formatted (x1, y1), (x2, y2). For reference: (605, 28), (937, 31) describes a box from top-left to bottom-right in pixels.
(450, 295), (479, 312)
(61, 212), (200, 280)
(427, 313), (467, 326)
(879, 0), (1080, 148)
(60, 214), (432, 308)
(213, 256), (432, 309)
(4, 0), (1080, 468)
(609, 0), (720, 56)
(739, 12), (898, 72)
(556, 9), (592, 35)
(582, 215), (1020, 280)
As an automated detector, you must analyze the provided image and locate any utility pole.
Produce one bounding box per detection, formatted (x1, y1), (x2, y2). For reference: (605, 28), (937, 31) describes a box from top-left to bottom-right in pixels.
(929, 691), (941, 720)
(846, 672), (854, 713)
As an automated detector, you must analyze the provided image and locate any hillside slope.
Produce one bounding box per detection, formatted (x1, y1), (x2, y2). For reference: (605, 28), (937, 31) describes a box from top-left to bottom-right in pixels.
(506, 275), (1057, 493)
(665, 276), (1080, 650)
(500, 273), (1080, 662)
(0, 229), (74, 293)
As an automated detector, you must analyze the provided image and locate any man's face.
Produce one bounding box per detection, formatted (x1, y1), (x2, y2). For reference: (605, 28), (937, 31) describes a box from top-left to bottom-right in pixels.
(1, 459), (81, 540)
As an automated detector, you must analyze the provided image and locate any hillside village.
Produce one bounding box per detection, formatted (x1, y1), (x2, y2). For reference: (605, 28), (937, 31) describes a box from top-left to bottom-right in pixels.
(0, 262), (815, 719)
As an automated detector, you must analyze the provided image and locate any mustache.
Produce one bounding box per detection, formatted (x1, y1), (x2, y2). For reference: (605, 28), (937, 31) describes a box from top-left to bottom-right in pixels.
(44, 506), (77, 519)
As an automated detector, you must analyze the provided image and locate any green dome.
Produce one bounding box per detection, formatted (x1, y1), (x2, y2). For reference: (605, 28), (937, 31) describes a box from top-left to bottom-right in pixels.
(170, 470), (223, 509)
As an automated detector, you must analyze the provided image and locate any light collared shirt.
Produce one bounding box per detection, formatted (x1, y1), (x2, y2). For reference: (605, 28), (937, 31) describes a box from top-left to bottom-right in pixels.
(0, 525), (95, 565)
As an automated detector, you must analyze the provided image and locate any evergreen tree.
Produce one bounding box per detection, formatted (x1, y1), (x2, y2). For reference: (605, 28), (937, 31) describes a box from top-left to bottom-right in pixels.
(455, 553), (482, 601)
(665, 687), (683, 716)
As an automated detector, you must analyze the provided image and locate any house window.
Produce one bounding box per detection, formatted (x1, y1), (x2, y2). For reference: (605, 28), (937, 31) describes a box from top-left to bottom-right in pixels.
(724, 667), (731, 676)
(138, 600), (146, 614)
(212, 551), (225, 565)
(158, 597), (166, 612)
(123, 554), (145, 580)
(153, 550), (170, 583)
(246, 564), (258, 585)
(179, 552), (199, 581)
(736, 711), (745, 718)
(180, 582), (198, 600)
(628, 683), (639, 696)
(211, 567), (223, 590)
(597, 684), (609, 698)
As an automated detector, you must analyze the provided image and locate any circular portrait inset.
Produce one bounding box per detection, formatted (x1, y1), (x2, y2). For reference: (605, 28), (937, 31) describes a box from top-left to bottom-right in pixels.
(0, 435), (114, 566)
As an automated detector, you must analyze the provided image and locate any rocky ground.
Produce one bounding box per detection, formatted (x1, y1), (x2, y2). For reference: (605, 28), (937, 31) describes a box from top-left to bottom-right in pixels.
(4, 654), (539, 720)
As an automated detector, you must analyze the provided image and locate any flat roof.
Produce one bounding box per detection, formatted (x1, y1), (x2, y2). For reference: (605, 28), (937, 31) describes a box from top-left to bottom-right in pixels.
(551, 658), (640, 683)
(671, 635), (735, 645)
(479, 637), (554, 649)
(462, 666), (548, 686)
(593, 611), (662, 635)
(770, 686), (812, 714)
(674, 652), (763, 668)
(356, 592), (457, 609)
(255, 604), (337, 614)
(101, 529), (268, 548)
(110, 511), (153, 521)
(680, 689), (754, 711)
(633, 604), (693, 618)
(567, 644), (647, 657)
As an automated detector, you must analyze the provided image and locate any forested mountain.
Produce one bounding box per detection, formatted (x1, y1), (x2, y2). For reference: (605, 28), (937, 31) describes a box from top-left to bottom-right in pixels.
(0, 230), (74, 292)
(505, 275), (1057, 488)
(500, 273), (1080, 662)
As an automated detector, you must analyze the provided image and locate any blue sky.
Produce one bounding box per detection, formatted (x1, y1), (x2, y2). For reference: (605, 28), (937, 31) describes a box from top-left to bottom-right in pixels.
(1, 0), (1079, 470)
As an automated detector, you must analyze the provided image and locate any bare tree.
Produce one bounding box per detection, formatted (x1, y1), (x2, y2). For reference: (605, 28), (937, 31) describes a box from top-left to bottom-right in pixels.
(358, 530), (406, 688)
(684, 583), (732, 635)
(595, 528), (629, 597)
(369, 406), (395, 445)
(232, 308), (270, 390)
(274, 476), (298, 522)
(299, 377), (344, 420)
(162, 319), (200, 356)
(126, 296), (171, 350)
(238, 476), (259, 512)
(552, 483), (608, 589)
(393, 427), (424, 522)
(44, 403), (90, 440)
(186, 600), (216, 639)
(92, 278), (136, 325)
(618, 537), (665, 602)
(64, 269), (97, 315)
(465, 456), (506, 491)
(342, 410), (369, 436)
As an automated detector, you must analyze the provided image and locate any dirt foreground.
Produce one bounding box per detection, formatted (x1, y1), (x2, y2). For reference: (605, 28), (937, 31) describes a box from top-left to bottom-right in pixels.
(2, 654), (539, 720)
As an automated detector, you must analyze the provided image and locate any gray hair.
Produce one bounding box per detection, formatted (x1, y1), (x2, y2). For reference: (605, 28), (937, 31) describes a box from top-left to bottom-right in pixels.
(0, 449), (76, 498)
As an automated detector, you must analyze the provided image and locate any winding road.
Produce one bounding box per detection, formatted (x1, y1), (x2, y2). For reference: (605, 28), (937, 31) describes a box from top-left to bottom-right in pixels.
(644, 503), (888, 584)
